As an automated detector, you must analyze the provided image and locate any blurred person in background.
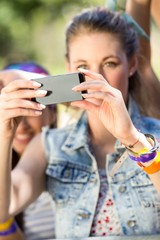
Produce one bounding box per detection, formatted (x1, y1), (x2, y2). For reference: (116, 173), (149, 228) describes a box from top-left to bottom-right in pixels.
(126, 0), (160, 95)
(0, 62), (56, 240)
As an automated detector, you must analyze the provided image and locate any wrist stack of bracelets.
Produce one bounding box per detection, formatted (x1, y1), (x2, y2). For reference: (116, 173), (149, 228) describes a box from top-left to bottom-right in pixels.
(126, 134), (160, 174)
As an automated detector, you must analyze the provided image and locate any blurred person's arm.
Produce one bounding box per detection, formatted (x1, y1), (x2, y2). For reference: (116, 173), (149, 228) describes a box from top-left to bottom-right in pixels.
(126, 0), (160, 119)
(0, 132), (46, 221)
(151, 0), (160, 28)
(0, 74), (47, 222)
(126, 0), (151, 69)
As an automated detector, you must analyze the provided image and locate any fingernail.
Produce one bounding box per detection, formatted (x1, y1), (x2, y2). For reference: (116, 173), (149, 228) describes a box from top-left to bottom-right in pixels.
(78, 68), (88, 72)
(72, 86), (78, 90)
(35, 111), (42, 115)
(38, 104), (46, 109)
(32, 81), (41, 87)
(37, 90), (47, 95)
(82, 93), (88, 98)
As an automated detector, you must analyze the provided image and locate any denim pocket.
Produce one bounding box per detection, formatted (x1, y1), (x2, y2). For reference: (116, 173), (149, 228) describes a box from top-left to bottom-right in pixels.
(129, 170), (160, 208)
(46, 161), (90, 183)
(46, 161), (91, 205)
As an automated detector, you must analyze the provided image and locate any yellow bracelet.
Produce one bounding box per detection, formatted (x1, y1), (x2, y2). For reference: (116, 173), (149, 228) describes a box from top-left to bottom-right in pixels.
(136, 147), (150, 154)
(0, 218), (14, 231)
(155, 151), (160, 163)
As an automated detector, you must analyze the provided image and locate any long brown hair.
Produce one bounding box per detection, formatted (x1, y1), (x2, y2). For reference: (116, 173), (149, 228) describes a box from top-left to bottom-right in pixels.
(65, 7), (160, 118)
(12, 150), (24, 230)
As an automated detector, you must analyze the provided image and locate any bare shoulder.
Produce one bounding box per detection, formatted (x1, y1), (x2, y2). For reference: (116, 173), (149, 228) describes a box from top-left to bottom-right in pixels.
(20, 133), (47, 172)
(12, 133), (47, 202)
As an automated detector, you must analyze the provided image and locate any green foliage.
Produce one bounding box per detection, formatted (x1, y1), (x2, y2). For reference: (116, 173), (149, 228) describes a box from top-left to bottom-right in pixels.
(106, 0), (126, 11)
(0, 0), (104, 72)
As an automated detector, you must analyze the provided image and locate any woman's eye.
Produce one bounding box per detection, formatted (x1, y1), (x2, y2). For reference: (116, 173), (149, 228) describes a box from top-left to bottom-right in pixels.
(77, 65), (88, 70)
(103, 62), (116, 68)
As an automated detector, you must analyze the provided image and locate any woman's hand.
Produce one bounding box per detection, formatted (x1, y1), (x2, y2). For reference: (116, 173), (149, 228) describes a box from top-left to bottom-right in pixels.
(72, 69), (138, 144)
(0, 78), (46, 139)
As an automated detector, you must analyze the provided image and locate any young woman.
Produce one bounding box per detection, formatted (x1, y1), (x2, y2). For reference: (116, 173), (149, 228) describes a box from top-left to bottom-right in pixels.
(0, 62), (56, 240)
(0, 7), (160, 238)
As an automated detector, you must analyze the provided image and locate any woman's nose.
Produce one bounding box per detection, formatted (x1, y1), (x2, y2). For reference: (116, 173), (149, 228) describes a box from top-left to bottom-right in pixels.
(18, 118), (30, 130)
(90, 66), (104, 76)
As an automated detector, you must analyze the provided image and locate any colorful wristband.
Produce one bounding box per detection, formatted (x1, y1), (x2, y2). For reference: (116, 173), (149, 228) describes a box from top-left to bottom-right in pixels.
(137, 151), (160, 174)
(127, 134), (159, 163)
(129, 151), (157, 162)
(0, 218), (14, 231)
(0, 218), (17, 236)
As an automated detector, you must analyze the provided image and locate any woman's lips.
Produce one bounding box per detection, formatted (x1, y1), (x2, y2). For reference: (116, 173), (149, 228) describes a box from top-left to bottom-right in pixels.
(14, 133), (33, 144)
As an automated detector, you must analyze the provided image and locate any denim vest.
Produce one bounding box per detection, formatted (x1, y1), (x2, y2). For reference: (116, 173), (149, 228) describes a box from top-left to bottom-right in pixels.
(42, 98), (160, 238)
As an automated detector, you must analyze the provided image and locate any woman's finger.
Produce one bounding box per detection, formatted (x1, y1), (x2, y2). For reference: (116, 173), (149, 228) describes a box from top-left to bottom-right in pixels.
(0, 99), (46, 111)
(1, 79), (41, 94)
(72, 79), (118, 98)
(1, 108), (43, 119)
(1, 89), (47, 102)
(78, 68), (106, 82)
(71, 99), (99, 114)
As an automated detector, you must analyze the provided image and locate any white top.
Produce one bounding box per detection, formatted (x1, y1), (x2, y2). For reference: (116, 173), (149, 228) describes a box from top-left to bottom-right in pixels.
(23, 192), (55, 240)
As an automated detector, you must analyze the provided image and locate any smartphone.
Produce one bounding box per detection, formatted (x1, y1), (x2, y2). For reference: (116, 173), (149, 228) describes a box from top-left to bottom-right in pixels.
(32, 72), (86, 105)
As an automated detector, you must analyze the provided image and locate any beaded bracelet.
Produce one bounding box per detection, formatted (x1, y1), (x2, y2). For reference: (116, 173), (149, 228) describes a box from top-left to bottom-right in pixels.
(121, 129), (140, 149)
(127, 134), (159, 163)
(137, 151), (160, 174)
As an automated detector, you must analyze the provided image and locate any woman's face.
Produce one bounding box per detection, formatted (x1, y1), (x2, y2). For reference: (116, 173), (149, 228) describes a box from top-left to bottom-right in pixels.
(67, 32), (136, 103)
(13, 107), (55, 156)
